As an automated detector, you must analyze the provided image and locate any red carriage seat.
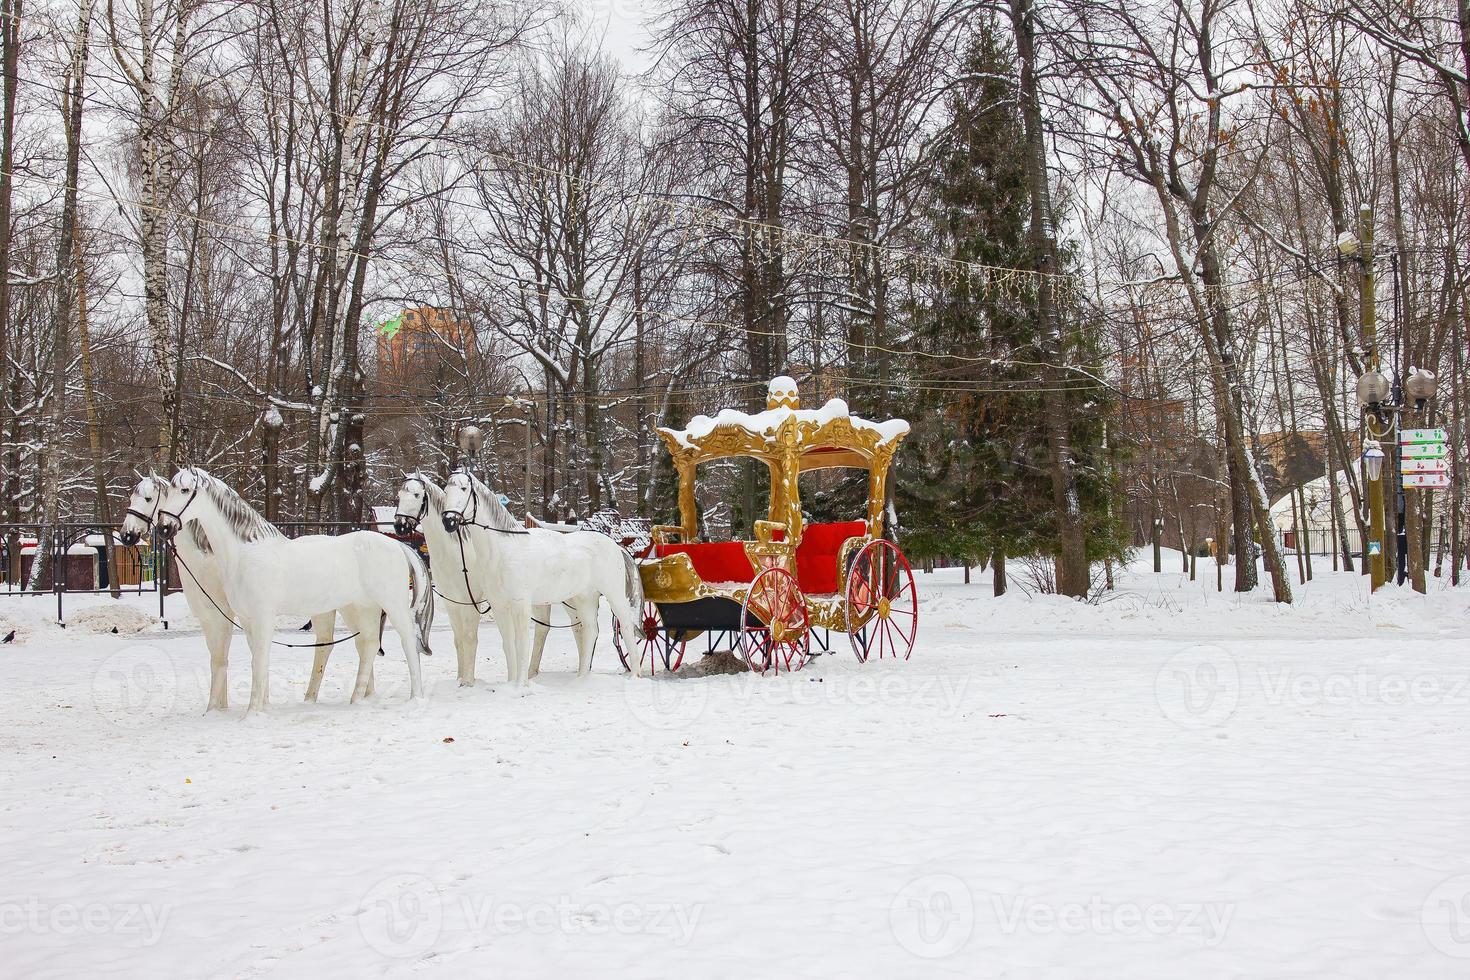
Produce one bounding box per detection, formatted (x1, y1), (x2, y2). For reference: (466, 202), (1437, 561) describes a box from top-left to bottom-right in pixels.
(654, 520), (867, 592)
(794, 520), (867, 594)
(654, 541), (757, 584)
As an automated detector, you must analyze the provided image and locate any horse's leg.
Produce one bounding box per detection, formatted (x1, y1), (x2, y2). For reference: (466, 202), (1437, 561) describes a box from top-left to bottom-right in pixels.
(347, 608), (377, 703)
(366, 608), (382, 698)
(244, 618), (274, 712)
(603, 578), (646, 679)
(570, 597), (600, 677)
(490, 611), (519, 688)
(447, 601), (478, 687)
(511, 605), (533, 687)
(201, 613), (233, 711)
(492, 605), (531, 688)
(528, 604), (552, 678)
(385, 604), (424, 700)
(304, 611), (335, 702)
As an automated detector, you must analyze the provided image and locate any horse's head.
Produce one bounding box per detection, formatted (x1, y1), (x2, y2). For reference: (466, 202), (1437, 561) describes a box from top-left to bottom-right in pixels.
(394, 475), (430, 536)
(155, 469), (204, 540)
(119, 473), (165, 547)
(441, 471), (475, 533)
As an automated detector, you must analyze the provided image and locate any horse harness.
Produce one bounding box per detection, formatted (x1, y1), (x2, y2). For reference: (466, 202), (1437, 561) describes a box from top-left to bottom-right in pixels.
(158, 476), (364, 650)
(420, 477), (580, 630)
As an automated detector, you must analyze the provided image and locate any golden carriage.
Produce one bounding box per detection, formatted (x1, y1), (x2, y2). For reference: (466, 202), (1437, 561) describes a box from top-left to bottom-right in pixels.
(614, 377), (919, 674)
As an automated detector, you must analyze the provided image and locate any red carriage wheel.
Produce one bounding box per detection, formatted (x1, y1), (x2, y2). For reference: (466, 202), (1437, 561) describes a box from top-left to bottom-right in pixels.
(739, 567), (810, 675)
(613, 601), (687, 674)
(845, 539), (918, 663)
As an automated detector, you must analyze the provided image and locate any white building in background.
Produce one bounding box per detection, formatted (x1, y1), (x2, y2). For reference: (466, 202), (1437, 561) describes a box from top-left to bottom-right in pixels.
(1269, 474), (1364, 556)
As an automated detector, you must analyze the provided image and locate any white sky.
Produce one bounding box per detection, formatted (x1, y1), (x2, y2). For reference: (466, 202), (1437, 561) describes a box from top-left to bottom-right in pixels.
(571, 0), (653, 75)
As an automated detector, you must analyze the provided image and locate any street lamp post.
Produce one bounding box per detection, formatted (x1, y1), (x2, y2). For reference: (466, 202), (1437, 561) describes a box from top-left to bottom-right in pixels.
(457, 423), (484, 473)
(1342, 211), (1440, 594)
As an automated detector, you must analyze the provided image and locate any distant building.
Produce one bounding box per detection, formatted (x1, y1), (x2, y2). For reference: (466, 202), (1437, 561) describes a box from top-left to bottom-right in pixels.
(1268, 474), (1363, 557)
(1253, 430), (1360, 505)
(375, 307), (476, 387)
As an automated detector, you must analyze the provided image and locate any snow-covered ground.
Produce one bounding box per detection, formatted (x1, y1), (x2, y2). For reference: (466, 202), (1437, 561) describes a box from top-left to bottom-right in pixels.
(2, 554), (1468, 978)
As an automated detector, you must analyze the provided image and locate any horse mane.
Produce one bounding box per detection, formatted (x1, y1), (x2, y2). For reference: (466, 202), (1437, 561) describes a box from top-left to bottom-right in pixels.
(187, 523), (214, 555)
(186, 469), (284, 543)
(468, 474), (525, 534)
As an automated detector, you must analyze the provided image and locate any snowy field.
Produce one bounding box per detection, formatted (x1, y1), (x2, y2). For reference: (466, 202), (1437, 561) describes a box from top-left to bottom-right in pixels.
(2, 554), (1469, 978)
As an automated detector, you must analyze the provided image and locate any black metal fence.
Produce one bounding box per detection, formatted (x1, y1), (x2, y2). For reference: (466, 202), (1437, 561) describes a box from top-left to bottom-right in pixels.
(0, 520), (398, 625)
(0, 523), (173, 624)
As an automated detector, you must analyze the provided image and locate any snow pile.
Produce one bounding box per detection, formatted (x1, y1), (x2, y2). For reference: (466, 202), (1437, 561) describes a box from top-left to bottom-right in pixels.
(68, 603), (158, 635)
(663, 397), (910, 449)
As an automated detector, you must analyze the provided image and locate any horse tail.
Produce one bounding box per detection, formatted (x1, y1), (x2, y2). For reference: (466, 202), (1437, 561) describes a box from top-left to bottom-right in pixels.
(377, 611), (387, 657)
(402, 543), (435, 658)
(620, 547), (644, 617)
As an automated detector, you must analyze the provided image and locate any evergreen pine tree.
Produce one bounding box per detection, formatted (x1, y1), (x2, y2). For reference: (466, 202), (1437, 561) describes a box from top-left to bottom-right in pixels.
(898, 18), (1126, 587)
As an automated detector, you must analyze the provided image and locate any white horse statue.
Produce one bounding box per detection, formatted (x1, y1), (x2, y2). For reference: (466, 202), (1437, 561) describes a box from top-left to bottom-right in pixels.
(156, 468), (433, 709)
(394, 472), (566, 685)
(120, 474), (357, 711)
(438, 471), (646, 684)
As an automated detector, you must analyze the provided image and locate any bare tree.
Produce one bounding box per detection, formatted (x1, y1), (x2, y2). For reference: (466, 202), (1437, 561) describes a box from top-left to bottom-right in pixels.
(1053, 0), (1293, 601)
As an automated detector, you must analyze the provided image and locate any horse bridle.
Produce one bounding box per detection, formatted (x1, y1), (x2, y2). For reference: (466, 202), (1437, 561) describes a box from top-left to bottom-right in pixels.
(125, 478), (170, 534)
(443, 473), (529, 536)
(394, 478), (429, 533)
(157, 474), (202, 537)
(125, 496), (161, 531)
(441, 474), (481, 531)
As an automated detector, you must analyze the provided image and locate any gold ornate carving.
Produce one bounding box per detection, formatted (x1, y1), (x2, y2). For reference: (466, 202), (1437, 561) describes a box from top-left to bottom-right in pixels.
(651, 524), (686, 546)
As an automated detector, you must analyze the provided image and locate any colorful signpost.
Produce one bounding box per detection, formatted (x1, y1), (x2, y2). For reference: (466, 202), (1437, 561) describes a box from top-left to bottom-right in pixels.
(1399, 428), (1450, 491)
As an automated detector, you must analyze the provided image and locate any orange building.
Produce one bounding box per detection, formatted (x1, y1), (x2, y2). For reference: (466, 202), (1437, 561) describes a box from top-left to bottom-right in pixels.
(375, 307), (476, 386)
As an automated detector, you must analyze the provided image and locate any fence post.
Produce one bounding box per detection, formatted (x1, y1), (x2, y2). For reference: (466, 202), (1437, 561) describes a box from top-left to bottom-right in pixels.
(53, 528), (64, 625)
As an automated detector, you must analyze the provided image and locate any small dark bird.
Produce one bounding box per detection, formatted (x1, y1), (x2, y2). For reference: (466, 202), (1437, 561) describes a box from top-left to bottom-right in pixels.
(2, 629), (15, 644)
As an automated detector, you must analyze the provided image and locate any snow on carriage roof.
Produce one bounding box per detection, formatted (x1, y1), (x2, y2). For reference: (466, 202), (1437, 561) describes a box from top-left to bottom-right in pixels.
(660, 395), (910, 451)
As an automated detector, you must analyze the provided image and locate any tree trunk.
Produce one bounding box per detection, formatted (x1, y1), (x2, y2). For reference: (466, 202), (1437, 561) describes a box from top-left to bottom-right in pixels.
(1010, 0), (1088, 599)
(75, 223), (117, 596)
(0, 0), (21, 582)
(29, 1), (91, 591)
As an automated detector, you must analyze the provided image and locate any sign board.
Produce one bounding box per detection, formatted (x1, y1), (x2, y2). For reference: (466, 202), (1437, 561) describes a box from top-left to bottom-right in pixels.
(1367, 541), (1382, 556)
(1400, 428), (1448, 445)
(1401, 458), (1449, 474)
(1403, 472), (1451, 490)
(1400, 442), (1449, 459)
